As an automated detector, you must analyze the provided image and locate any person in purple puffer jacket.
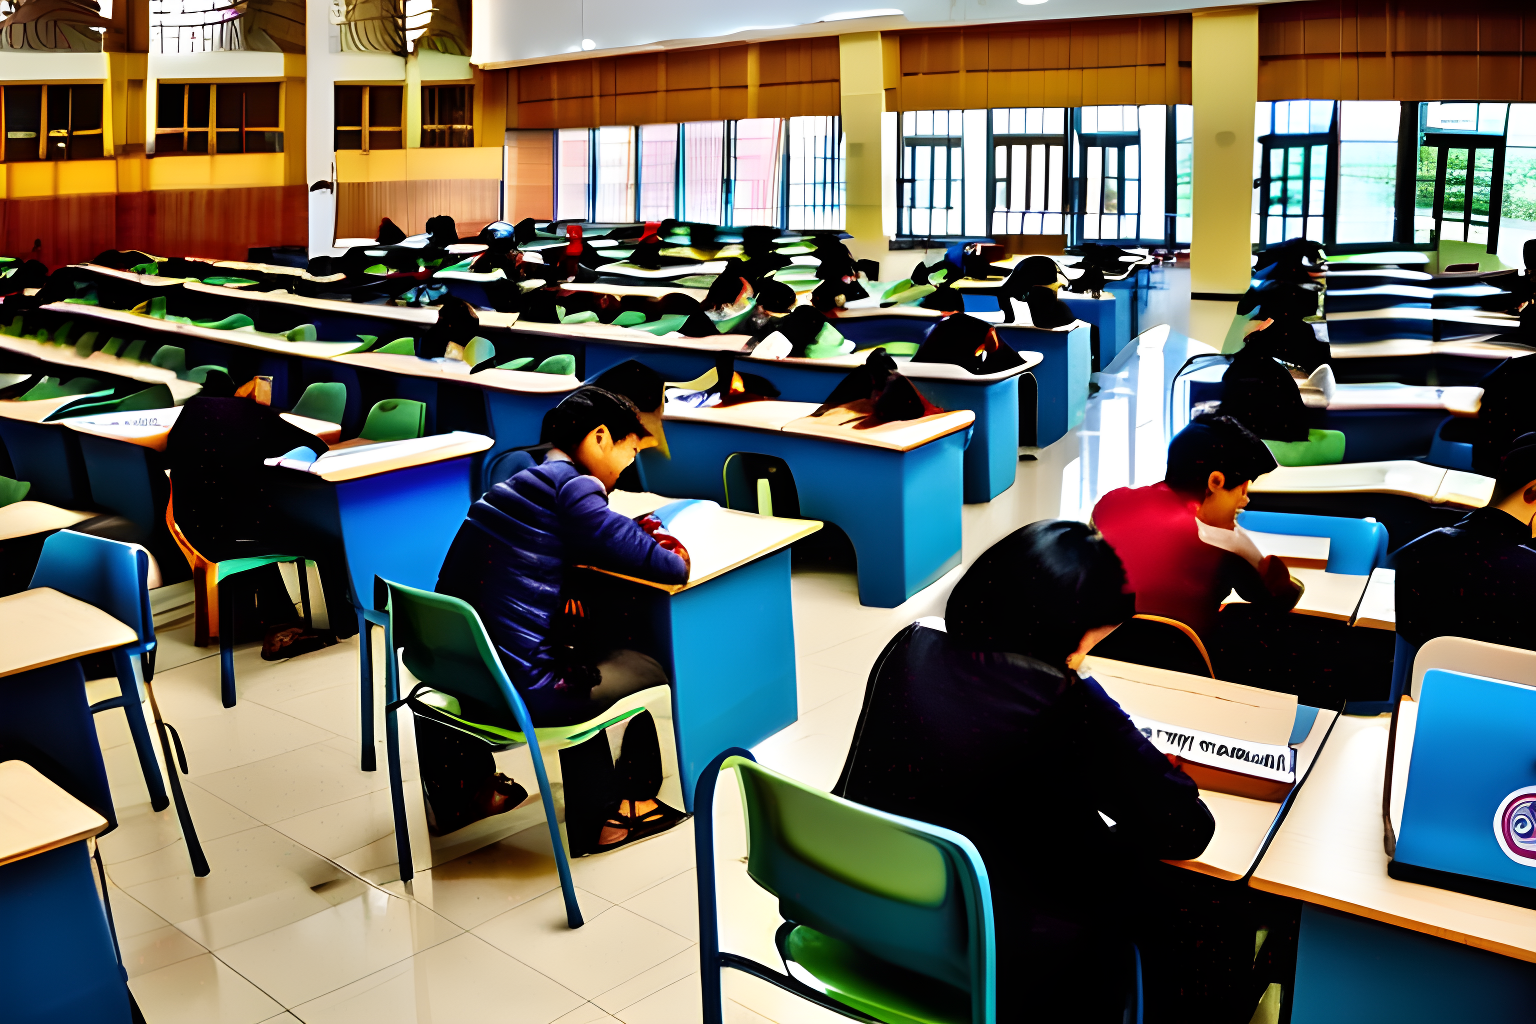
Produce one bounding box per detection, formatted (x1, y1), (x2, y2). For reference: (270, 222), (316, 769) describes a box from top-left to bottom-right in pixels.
(420, 387), (691, 852)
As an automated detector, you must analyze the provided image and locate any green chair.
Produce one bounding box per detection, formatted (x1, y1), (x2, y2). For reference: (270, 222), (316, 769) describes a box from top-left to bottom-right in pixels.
(694, 749), (999, 1024)
(1263, 428), (1345, 467)
(377, 579), (672, 927)
(0, 475), (30, 507)
(290, 382), (348, 425)
(361, 399), (427, 442)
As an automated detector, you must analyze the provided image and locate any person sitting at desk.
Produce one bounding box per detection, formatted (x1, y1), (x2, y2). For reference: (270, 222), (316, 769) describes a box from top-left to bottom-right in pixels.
(835, 521), (1240, 1023)
(420, 386), (693, 851)
(1092, 414), (1302, 640)
(1395, 432), (1536, 653)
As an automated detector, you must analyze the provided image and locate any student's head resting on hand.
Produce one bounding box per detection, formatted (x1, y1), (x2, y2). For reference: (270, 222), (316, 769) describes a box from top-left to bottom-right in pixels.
(1165, 413), (1278, 530)
(945, 519), (1136, 672)
(1492, 433), (1536, 535)
(542, 386), (653, 492)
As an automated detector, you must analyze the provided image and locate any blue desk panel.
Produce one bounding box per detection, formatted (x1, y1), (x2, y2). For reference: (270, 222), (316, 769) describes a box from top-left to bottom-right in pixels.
(636, 423), (965, 607)
(998, 323), (1090, 447)
(1061, 293), (1130, 371)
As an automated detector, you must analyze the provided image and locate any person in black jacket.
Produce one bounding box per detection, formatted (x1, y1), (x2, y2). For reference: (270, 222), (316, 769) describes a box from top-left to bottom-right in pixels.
(422, 388), (692, 850)
(836, 520), (1263, 1023)
(1395, 434), (1536, 652)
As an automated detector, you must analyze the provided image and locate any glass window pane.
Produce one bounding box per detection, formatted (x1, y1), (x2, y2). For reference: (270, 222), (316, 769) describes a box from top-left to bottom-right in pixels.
(1509, 105), (1536, 147)
(1256, 101), (1272, 137)
(1337, 141), (1398, 243)
(1341, 101), (1399, 142)
(1082, 107), (1098, 134)
(244, 84), (279, 128)
(1310, 100), (1334, 134)
(1478, 103), (1508, 136)
(1045, 108), (1064, 134)
(1087, 147), (1102, 214)
(639, 123), (679, 221)
(334, 129), (362, 151)
(787, 114), (844, 231)
(369, 129), (401, 150)
(215, 85), (242, 130)
(556, 127), (591, 221)
(157, 85), (185, 129)
(334, 85), (363, 128)
(683, 121), (725, 224)
(1471, 147), (1494, 222)
(1497, 147), (1536, 267)
(1047, 145), (1063, 213)
(370, 87), (403, 129)
(1443, 149), (1468, 219)
(728, 118), (782, 227)
(187, 84), (210, 128)
(593, 125), (636, 222)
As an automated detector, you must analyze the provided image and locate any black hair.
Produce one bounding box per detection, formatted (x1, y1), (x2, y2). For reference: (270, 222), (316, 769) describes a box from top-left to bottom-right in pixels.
(1493, 433), (1536, 503)
(541, 386), (649, 454)
(1218, 346), (1309, 442)
(756, 278), (797, 313)
(1164, 413), (1278, 495)
(945, 519), (1135, 667)
(591, 360), (664, 413)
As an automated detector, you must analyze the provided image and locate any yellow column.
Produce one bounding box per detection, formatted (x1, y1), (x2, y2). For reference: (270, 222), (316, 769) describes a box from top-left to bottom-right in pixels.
(1190, 7), (1259, 346)
(839, 31), (887, 269)
(405, 53), (422, 149)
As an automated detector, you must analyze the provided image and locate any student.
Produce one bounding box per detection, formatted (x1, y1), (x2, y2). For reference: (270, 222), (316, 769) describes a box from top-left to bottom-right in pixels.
(1093, 414), (1302, 639)
(836, 521), (1239, 1023)
(1395, 432), (1536, 652)
(419, 387), (692, 851)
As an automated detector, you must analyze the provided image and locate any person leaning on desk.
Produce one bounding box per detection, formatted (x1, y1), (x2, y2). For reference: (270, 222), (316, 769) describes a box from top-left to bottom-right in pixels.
(418, 387), (692, 852)
(1395, 432), (1536, 652)
(836, 522), (1266, 1024)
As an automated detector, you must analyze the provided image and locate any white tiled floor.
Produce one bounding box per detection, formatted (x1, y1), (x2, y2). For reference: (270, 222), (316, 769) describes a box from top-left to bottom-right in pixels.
(94, 268), (1201, 1023)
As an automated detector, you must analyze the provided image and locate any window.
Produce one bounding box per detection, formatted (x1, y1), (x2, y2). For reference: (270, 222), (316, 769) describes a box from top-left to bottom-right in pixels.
(1253, 100), (1335, 246)
(899, 110), (965, 238)
(682, 121), (726, 225)
(1174, 105), (1192, 244)
(990, 107), (1066, 236)
(156, 83), (211, 153)
(593, 125), (636, 222)
(1076, 106), (1144, 243)
(1416, 102), (1508, 248)
(555, 127), (591, 221)
(727, 118), (783, 226)
(421, 84), (472, 147)
(157, 83), (281, 155)
(1500, 105), (1536, 269)
(1336, 101), (1399, 244)
(334, 85), (402, 153)
(638, 123), (679, 221)
(786, 115), (844, 231)
(3, 85), (103, 162)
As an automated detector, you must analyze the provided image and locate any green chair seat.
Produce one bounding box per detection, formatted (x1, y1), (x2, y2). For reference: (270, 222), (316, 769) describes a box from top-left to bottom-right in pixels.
(497, 356), (535, 370)
(462, 336), (496, 366)
(290, 382), (347, 424)
(859, 341), (923, 358)
(631, 314), (690, 336)
(192, 314), (255, 331)
(360, 398), (427, 441)
(535, 354), (576, 375)
(611, 310), (647, 327)
(375, 337), (417, 355)
(787, 925), (973, 1024)
(1264, 428), (1346, 467)
(0, 475), (31, 507)
(408, 687), (655, 750)
(46, 383), (175, 421)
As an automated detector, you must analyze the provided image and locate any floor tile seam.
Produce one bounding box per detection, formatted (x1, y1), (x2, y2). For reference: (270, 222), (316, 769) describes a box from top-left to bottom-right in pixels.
(413, 928), (593, 1011)
(197, 740), (396, 815)
(103, 820), (267, 881)
(175, 719), (352, 784)
(593, 945), (702, 1014)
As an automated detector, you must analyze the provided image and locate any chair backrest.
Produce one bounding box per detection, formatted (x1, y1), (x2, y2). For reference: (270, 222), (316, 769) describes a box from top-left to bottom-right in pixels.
(731, 757), (995, 1019)
(28, 530), (154, 650)
(379, 579), (521, 726)
(1411, 636), (1536, 701)
(0, 475), (30, 507)
(462, 336), (495, 366)
(361, 399), (427, 442)
(1235, 508), (1387, 575)
(291, 382), (348, 424)
(149, 345), (187, 375)
(1091, 614), (1214, 678)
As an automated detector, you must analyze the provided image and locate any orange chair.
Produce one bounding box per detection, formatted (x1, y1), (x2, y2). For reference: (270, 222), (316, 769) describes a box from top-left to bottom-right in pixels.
(1091, 613), (1215, 678)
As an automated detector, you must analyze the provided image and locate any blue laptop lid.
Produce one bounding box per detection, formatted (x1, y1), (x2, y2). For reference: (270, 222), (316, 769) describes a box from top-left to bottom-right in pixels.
(1395, 669), (1536, 891)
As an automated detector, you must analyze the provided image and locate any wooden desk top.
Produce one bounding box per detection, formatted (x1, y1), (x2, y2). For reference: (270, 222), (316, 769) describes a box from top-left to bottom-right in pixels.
(331, 352), (581, 395)
(1329, 340), (1437, 360)
(1353, 567), (1396, 631)
(560, 281), (708, 302)
(663, 399), (820, 432)
(61, 405), (341, 450)
(0, 501), (96, 542)
(1248, 530), (1330, 570)
(0, 393), (110, 424)
(596, 492), (822, 592)
(1328, 251), (1432, 266)
(1250, 714), (1536, 962)
(1251, 461), (1493, 508)
(1433, 338), (1536, 360)
(1330, 306), (1519, 328)
(40, 303), (371, 360)
(1083, 656), (1335, 882)
(267, 430), (493, 483)
(1222, 567), (1369, 622)
(0, 336), (200, 400)
(0, 760), (109, 868)
(74, 263), (185, 287)
(0, 588), (137, 678)
(182, 281), (435, 323)
(1327, 384), (1482, 415)
(662, 399), (975, 451)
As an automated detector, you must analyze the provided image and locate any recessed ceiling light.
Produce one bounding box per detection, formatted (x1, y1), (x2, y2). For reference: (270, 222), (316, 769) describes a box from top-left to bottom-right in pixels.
(1017, 0), (1049, 5)
(581, 38), (596, 50)
(821, 9), (903, 21)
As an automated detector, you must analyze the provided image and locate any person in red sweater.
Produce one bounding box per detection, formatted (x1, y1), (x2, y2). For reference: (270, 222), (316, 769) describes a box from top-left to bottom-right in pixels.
(1092, 414), (1302, 641)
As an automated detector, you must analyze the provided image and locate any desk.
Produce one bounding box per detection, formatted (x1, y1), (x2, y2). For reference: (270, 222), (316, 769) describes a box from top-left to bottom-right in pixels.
(0, 394), (106, 507)
(270, 432), (493, 769)
(1082, 656), (1337, 881)
(0, 334), (199, 400)
(589, 491), (821, 806)
(1222, 567), (1370, 622)
(0, 761), (128, 1023)
(996, 320), (1093, 446)
(1327, 306), (1520, 344)
(62, 405), (341, 451)
(635, 401), (973, 607)
(1250, 714), (1536, 1020)
(1247, 462), (1493, 548)
(1353, 568), (1396, 631)
(0, 501), (95, 542)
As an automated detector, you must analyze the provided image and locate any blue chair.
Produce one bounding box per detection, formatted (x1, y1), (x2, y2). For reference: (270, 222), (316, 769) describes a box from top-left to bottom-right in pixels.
(1424, 417), (1475, 472)
(693, 748), (1051, 1024)
(1235, 509), (1389, 576)
(27, 530), (208, 875)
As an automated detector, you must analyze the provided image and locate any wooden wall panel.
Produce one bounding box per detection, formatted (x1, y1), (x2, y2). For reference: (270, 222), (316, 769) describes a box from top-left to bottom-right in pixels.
(515, 38), (839, 129)
(336, 179), (500, 240)
(889, 16), (1191, 110)
(1259, 0), (1536, 101)
(1, 186), (307, 268)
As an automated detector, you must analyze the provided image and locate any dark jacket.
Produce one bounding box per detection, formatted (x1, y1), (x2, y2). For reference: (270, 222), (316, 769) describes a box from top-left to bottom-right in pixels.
(434, 457), (688, 720)
(836, 623), (1213, 939)
(1394, 506), (1536, 651)
(164, 396), (328, 561)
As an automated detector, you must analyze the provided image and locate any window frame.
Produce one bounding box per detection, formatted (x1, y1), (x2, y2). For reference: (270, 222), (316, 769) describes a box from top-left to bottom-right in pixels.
(153, 81), (283, 157)
(1413, 131), (1507, 252)
(333, 84), (404, 154)
(1253, 103), (1340, 248)
(987, 108), (1068, 239)
(898, 111), (966, 240)
(3, 84), (104, 163)
(421, 83), (474, 149)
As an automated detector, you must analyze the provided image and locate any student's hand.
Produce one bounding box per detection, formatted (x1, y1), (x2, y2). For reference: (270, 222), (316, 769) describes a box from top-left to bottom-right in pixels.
(1258, 555), (1304, 609)
(637, 514), (692, 571)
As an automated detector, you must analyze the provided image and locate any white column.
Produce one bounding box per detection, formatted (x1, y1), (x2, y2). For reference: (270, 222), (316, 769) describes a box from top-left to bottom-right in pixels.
(305, 0), (338, 254)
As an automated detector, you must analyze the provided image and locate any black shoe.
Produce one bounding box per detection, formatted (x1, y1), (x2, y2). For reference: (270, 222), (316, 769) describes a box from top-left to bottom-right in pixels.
(576, 799), (688, 857)
(424, 774), (529, 837)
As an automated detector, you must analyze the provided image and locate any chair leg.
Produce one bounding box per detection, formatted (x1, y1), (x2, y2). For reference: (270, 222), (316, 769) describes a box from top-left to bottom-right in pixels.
(191, 567), (212, 648)
(218, 578), (236, 708)
(382, 636), (414, 882)
(527, 739), (585, 928)
(358, 609), (376, 772)
(113, 649), (169, 811)
(295, 558), (313, 630)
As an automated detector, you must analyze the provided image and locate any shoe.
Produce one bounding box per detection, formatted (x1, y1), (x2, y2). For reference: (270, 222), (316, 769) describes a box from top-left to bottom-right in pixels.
(260, 624), (336, 661)
(424, 773), (529, 837)
(577, 799), (688, 857)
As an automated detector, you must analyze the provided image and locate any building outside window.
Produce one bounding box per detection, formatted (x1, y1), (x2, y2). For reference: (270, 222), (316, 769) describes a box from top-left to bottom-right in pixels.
(1335, 101), (1399, 245)
(898, 109), (965, 238)
(421, 84), (473, 147)
(990, 107), (1066, 237)
(333, 84), (401, 152)
(1252, 100), (1334, 246)
(2, 84), (103, 162)
(786, 115), (844, 231)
